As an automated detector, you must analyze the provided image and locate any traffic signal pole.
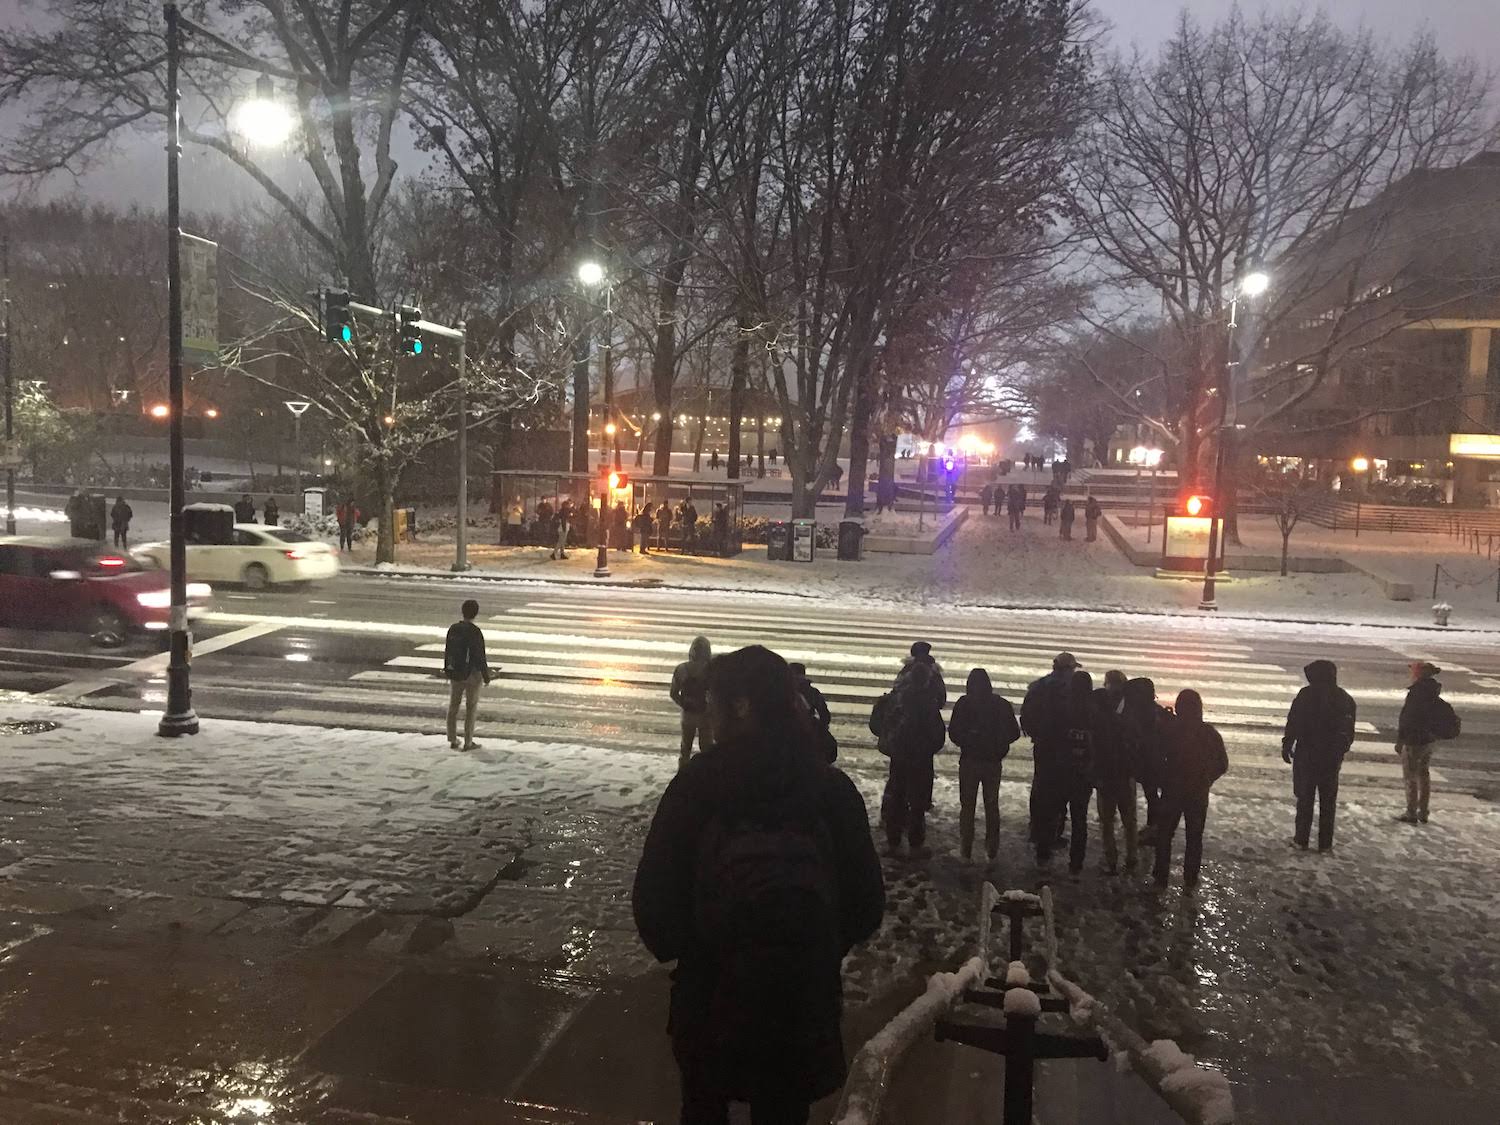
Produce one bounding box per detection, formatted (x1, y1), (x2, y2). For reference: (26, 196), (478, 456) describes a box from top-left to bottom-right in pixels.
(3, 229), (14, 537)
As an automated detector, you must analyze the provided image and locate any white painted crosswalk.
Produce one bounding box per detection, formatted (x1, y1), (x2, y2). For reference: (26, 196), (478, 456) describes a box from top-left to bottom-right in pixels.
(236, 593), (1495, 792)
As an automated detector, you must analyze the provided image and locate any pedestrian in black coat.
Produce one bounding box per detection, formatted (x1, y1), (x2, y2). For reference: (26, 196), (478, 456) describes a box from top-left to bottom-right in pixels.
(790, 661), (838, 763)
(873, 661), (946, 856)
(1035, 670), (1098, 872)
(1153, 689), (1228, 890)
(1282, 660), (1356, 851)
(633, 645), (884, 1125)
(1084, 496), (1102, 541)
(1397, 661), (1448, 824)
(1092, 680), (1136, 873)
(1123, 677), (1170, 842)
(948, 668), (1019, 862)
(979, 483), (993, 517)
(1059, 499), (1076, 540)
(234, 494), (257, 523)
(263, 497), (280, 527)
(110, 496), (133, 550)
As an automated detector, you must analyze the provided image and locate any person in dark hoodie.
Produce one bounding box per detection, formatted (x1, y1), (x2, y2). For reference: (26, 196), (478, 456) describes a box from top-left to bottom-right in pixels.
(671, 636), (715, 769)
(633, 645), (884, 1125)
(110, 495), (134, 549)
(1122, 677), (1170, 843)
(1282, 660), (1357, 851)
(875, 661), (946, 858)
(897, 641), (946, 709)
(1093, 673), (1137, 873)
(1153, 689), (1228, 890)
(947, 668), (1020, 863)
(790, 661), (838, 763)
(1036, 669), (1099, 872)
(1397, 661), (1452, 824)
(1022, 652), (1079, 848)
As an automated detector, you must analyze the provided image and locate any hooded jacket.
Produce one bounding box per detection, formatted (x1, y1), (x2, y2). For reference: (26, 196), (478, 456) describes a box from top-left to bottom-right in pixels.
(670, 637), (712, 714)
(632, 734), (884, 1102)
(1398, 674), (1443, 746)
(947, 669), (1020, 765)
(1282, 660), (1357, 763)
(1160, 690), (1228, 802)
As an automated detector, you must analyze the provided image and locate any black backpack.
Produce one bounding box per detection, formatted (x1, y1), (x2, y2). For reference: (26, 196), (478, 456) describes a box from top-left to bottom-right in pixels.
(692, 806), (841, 1036)
(1430, 698), (1461, 741)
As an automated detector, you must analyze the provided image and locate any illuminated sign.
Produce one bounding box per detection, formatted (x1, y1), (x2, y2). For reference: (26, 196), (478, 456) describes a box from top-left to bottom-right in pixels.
(1449, 434), (1500, 461)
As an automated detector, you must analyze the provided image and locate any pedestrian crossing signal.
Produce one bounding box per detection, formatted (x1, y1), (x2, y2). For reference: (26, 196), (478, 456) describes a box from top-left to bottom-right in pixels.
(1185, 494), (1209, 517)
(607, 471), (627, 491)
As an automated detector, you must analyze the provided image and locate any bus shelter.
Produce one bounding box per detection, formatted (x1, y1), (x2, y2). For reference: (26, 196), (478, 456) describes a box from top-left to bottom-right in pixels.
(491, 471), (745, 557)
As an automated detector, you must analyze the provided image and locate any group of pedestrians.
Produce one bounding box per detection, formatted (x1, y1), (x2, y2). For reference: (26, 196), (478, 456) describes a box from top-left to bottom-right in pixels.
(233, 494), (281, 527)
(976, 482), (1103, 541)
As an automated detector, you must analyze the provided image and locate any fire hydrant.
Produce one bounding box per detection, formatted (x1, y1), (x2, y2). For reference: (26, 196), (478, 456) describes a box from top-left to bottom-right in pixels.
(1433, 603), (1452, 627)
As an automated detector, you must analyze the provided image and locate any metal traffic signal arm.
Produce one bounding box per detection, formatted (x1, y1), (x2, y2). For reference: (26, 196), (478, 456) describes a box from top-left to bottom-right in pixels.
(315, 290), (471, 571)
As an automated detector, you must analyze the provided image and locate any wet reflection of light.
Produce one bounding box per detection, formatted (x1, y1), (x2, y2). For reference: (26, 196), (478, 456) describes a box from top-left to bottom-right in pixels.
(563, 859), (582, 890)
(561, 924), (595, 965)
(284, 653), (311, 662)
(142, 689), (167, 704)
(225, 1097), (275, 1119)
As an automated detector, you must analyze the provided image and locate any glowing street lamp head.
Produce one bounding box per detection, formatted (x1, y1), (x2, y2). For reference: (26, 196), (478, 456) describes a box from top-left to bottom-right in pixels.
(577, 260), (605, 287)
(149, 403), (169, 419)
(204, 407), (219, 419)
(233, 76), (296, 146)
(1350, 456), (1370, 473)
(1239, 271), (1271, 298)
(604, 422), (617, 436)
(1185, 494), (1207, 517)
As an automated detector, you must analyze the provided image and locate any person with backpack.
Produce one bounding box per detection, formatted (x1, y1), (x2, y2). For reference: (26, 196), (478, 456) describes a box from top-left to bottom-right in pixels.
(1034, 670), (1098, 872)
(1281, 660), (1357, 851)
(790, 662), (838, 763)
(633, 645), (885, 1125)
(671, 636), (714, 769)
(872, 662), (946, 858)
(443, 599), (493, 750)
(1396, 661), (1457, 824)
(1153, 689), (1228, 890)
(1021, 652), (1078, 850)
(948, 668), (1020, 863)
(1122, 677), (1170, 843)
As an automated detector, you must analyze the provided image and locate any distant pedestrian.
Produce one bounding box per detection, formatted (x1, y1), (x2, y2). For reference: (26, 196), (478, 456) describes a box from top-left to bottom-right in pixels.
(550, 503), (571, 560)
(1059, 499), (1075, 540)
(612, 501), (629, 551)
(948, 668), (1020, 863)
(656, 501), (673, 551)
(1282, 660), (1356, 852)
(634, 504), (654, 554)
(670, 636), (714, 769)
(712, 502), (729, 555)
(979, 483), (993, 517)
(110, 495), (133, 550)
(709, 448), (720, 471)
(1396, 661), (1458, 824)
(505, 500), (523, 546)
(535, 498), (554, 545)
(633, 645), (884, 1125)
(337, 500), (360, 551)
(1092, 673), (1136, 873)
(234, 493), (257, 523)
(443, 599), (492, 751)
(1042, 486), (1059, 526)
(1153, 689), (1228, 890)
(872, 662), (946, 858)
(1084, 496), (1102, 541)
(263, 496), (280, 527)
(790, 661), (838, 763)
(680, 498), (699, 551)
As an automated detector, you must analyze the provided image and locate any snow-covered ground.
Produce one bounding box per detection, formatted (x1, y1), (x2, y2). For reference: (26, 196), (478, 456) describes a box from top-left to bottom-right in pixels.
(0, 697), (1495, 1122)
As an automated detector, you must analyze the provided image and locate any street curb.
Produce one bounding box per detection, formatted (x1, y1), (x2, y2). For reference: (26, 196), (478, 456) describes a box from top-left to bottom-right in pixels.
(340, 566), (1500, 634)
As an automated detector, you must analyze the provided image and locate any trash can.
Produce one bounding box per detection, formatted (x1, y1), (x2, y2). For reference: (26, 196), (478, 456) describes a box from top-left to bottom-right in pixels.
(393, 507), (409, 543)
(766, 520), (791, 561)
(837, 518), (866, 562)
(792, 518), (816, 562)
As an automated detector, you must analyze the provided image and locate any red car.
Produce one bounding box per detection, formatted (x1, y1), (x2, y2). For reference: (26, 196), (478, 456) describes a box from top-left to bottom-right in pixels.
(0, 538), (210, 646)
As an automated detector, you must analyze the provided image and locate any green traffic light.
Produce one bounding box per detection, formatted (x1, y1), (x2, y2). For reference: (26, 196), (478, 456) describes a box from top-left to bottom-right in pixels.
(411, 339), (423, 355)
(340, 324), (352, 343)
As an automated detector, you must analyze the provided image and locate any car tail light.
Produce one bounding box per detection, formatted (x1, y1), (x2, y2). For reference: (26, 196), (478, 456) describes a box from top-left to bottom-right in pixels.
(283, 549), (308, 560)
(97, 556), (127, 568)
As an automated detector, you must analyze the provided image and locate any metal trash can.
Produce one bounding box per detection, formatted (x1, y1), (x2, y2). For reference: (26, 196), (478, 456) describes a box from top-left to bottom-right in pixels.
(766, 520), (791, 561)
(792, 518), (816, 562)
(837, 518), (866, 561)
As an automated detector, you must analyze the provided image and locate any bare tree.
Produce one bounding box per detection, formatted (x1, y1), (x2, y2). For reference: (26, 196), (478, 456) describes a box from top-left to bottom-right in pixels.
(1072, 9), (1494, 522)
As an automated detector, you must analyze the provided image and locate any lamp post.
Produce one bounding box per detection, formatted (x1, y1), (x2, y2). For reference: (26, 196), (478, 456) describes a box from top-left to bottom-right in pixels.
(1200, 271), (1269, 611)
(160, 2), (291, 737)
(285, 400), (310, 512)
(576, 260), (611, 473)
(453, 320), (469, 572)
(3, 229), (13, 536)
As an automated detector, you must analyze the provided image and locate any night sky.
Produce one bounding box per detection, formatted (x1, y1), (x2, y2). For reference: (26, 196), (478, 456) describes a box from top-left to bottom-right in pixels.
(0, 0), (1495, 210)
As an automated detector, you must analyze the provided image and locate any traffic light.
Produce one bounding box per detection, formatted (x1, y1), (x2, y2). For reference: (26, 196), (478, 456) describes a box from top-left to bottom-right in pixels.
(395, 305), (424, 356)
(607, 470), (628, 492)
(322, 289), (353, 344)
(1185, 494), (1209, 517)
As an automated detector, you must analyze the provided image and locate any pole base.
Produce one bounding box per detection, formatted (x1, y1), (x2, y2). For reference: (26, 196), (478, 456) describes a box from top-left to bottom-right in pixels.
(1197, 600), (1219, 611)
(451, 560), (471, 573)
(594, 545), (611, 578)
(157, 709), (200, 737)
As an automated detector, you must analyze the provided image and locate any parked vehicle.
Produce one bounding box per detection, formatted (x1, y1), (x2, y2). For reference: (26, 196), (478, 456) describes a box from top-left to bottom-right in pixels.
(0, 537), (210, 646)
(134, 525), (340, 589)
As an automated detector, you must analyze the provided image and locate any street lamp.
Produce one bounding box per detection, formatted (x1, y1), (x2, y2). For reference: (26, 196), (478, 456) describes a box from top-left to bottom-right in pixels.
(576, 260), (617, 468)
(285, 400), (310, 511)
(1201, 272), (1271, 610)
(230, 75), (295, 146)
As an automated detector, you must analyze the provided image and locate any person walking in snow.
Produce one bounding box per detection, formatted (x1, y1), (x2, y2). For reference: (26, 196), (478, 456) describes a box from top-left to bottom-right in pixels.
(872, 661), (946, 858)
(443, 599), (493, 751)
(634, 503), (654, 554)
(1084, 495), (1102, 542)
(1042, 486), (1059, 526)
(633, 645), (884, 1125)
(979, 483), (993, 517)
(1093, 671), (1137, 873)
(1152, 689), (1228, 890)
(338, 500), (361, 551)
(1282, 660), (1356, 851)
(948, 668), (1019, 863)
(1059, 498), (1076, 540)
(1396, 661), (1457, 824)
(680, 498), (699, 552)
(612, 501), (629, 552)
(656, 501), (673, 551)
(110, 495), (133, 550)
(671, 636), (714, 769)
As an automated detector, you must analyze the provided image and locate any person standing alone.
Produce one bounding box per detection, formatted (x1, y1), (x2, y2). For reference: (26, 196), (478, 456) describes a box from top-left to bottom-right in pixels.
(110, 495), (133, 550)
(1396, 661), (1458, 824)
(671, 636), (714, 769)
(1281, 660), (1356, 852)
(1084, 495), (1102, 542)
(443, 599), (492, 750)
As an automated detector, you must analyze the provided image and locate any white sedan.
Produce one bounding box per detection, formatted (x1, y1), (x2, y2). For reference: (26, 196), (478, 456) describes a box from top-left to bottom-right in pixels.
(136, 525), (340, 589)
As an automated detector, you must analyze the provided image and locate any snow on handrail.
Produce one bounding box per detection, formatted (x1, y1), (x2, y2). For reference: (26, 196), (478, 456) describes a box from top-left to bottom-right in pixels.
(831, 881), (1000, 1125)
(1039, 887), (1235, 1125)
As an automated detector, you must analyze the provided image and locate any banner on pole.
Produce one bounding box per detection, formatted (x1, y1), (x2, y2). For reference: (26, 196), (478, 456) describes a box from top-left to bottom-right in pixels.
(181, 233), (219, 366)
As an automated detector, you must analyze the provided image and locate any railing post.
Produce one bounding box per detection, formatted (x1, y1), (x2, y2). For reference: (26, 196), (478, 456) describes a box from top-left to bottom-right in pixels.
(1433, 563), (1440, 602)
(1002, 1009), (1037, 1125)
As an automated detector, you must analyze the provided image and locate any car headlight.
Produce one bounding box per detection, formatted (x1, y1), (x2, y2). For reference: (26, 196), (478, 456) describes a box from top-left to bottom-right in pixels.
(137, 590), (171, 609)
(187, 582), (212, 599)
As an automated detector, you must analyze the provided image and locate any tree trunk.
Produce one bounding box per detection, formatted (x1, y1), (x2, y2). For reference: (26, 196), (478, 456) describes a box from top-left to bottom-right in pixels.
(1280, 529), (1290, 577)
(791, 475), (815, 519)
(374, 458), (396, 565)
(650, 263), (686, 477)
(1221, 433), (1247, 546)
(727, 315), (749, 480)
(572, 334), (591, 473)
(878, 434), (897, 499)
(635, 423), (647, 468)
(692, 409), (706, 472)
(757, 419), (766, 478)
(843, 361), (874, 518)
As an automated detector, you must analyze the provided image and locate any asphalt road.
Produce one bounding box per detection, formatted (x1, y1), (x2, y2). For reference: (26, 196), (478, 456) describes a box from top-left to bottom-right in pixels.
(3, 572), (1498, 798)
